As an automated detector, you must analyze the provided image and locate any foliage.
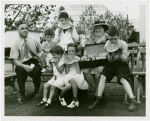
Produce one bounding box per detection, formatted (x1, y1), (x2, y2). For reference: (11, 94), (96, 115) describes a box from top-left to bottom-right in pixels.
(76, 5), (128, 41)
(5, 4), (56, 32)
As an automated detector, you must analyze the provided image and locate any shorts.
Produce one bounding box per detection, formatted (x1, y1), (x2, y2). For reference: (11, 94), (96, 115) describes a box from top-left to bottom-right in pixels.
(47, 76), (66, 89)
(101, 60), (130, 85)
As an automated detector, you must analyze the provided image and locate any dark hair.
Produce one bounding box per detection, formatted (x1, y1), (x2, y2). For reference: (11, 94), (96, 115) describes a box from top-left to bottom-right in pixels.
(50, 45), (64, 55)
(58, 12), (69, 19)
(44, 29), (54, 36)
(15, 21), (28, 28)
(107, 26), (119, 36)
(67, 43), (78, 53)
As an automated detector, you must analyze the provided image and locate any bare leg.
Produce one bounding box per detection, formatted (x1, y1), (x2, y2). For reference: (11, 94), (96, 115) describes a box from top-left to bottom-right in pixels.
(47, 85), (56, 103)
(43, 83), (51, 101)
(84, 73), (95, 90)
(120, 78), (135, 98)
(94, 73), (100, 96)
(70, 79), (78, 102)
(60, 83), (71, 98)
(97, 75), (106, 97)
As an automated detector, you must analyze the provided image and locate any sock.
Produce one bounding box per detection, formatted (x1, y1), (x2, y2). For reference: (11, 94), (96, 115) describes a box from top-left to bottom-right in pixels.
(47, 99), (52, 104)
(43, 98), (47, 102)
(73, 97), (78, 102)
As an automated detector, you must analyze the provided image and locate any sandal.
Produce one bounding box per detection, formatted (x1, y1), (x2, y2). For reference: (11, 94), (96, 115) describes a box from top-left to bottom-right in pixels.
(42, 103), (51, 109)
(36, 101), (46, 106)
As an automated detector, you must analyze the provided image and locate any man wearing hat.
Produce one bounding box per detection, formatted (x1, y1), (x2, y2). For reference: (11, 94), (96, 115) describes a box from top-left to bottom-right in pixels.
(10, 21), (42, 104)
(127, 23), (138, 43)
(88, 26), (137, 111)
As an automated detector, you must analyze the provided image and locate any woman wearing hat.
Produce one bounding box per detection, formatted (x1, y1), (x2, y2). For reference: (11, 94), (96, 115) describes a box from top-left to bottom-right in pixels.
(88, 26), (137, 111)
(82, 21), (109, 100)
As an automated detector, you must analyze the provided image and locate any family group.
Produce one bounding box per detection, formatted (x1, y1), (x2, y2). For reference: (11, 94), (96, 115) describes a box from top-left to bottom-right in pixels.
(9, 11), (137, 111)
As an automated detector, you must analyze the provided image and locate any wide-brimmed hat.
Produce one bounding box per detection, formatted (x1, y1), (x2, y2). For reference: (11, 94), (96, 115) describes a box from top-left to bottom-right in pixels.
(104, 40), (121, 52)
(128, 23), (134, 27)
(89, 21), (109, 31)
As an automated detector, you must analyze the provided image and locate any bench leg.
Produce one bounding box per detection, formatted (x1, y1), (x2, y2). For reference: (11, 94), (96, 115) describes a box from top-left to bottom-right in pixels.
(137, 76), (141, 103)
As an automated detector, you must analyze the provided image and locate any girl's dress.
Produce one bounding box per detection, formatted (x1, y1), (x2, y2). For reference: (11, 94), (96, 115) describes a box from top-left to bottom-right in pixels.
(64, 56), (89, 90)
(82, 34), (108, 74)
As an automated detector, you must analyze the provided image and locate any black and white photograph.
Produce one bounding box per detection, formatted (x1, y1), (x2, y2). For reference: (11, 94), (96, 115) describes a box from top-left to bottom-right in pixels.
(1, 0), (149, 120)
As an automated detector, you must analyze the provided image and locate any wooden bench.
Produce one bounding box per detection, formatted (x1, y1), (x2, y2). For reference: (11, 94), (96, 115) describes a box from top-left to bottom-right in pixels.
(4, 43), (144, 102)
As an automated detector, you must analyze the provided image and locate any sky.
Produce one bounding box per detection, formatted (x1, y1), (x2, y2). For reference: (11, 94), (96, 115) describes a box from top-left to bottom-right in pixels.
(53, 1), (147, 19)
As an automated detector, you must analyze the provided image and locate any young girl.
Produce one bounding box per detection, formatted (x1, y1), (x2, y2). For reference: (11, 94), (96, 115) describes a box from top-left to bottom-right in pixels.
(59, 43), (89, 108)
(53, 12), (79, 51)
(36, 45), (66, 109)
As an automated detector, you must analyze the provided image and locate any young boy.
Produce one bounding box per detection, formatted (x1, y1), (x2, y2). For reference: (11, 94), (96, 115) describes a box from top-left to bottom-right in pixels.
(41, 29), (55, 72)
(88, 26), (137, 111)
(36, 45), (66, 109)
(53, 12), (79, 51)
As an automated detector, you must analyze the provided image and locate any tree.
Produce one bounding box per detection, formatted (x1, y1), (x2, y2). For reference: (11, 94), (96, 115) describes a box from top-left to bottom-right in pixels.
(5, 4), (56, 32)
(76, 5), (97, 40)
(97, 10), (128, 40)
(76, 5), (128, 42)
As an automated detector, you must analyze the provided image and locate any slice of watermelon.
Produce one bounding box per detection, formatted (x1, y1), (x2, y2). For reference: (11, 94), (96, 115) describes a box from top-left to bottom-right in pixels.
(63, 54), (80, 64)
(58, 22), (72, 30)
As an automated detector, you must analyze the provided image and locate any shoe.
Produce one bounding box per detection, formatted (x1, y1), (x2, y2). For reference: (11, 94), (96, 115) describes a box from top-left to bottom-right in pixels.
(36, 101), (46, 106)
(128, 98), (136, 111)
(42, 103), (51, 109)
(88, 96), (103, 110)
(67, 101), (79, 108)
(18, 96), (26, 104)
(59, 96), (67, 106)
(41, 68), (47, 73)
(26, 92), (35, 100)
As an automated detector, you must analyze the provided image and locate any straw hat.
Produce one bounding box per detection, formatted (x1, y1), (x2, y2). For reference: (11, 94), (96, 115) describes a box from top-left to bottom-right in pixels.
(89, 21), (109, 31)
(105, 41), (120, 52)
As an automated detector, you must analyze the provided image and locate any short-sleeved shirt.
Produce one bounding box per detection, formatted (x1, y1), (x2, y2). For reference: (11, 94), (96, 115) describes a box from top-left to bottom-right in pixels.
(52, 58), (65, 77)
(10, 37), (41, 63)
(53, 26), (79, 50)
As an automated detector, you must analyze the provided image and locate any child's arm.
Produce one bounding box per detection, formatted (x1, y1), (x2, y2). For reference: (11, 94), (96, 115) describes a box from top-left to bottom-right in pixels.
(119, 42), (129, 62)
(70, 25), (79, 43)
(65, 64), (70, 74)
(53, 60), (65, 74)
(74, 62), (81, 74)
(53, 28), (63, 45)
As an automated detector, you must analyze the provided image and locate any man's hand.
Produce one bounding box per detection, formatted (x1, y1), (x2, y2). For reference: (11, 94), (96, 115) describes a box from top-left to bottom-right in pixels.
(23, 65), (33, 72)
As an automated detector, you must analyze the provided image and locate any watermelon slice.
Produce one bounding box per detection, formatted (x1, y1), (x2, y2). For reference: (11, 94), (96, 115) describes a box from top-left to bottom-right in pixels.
(58, 22), (72, 30)
(63, 54), (80, 64)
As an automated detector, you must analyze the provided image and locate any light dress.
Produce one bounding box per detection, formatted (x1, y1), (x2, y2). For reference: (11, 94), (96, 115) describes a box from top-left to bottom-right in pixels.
(82, 34), (108, 74)
(64, 57), (89, 90)
(47, 58), (66, 90)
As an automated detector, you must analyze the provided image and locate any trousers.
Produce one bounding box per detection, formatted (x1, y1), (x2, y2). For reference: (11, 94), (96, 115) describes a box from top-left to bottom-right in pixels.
(15, 59), (42, 96)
